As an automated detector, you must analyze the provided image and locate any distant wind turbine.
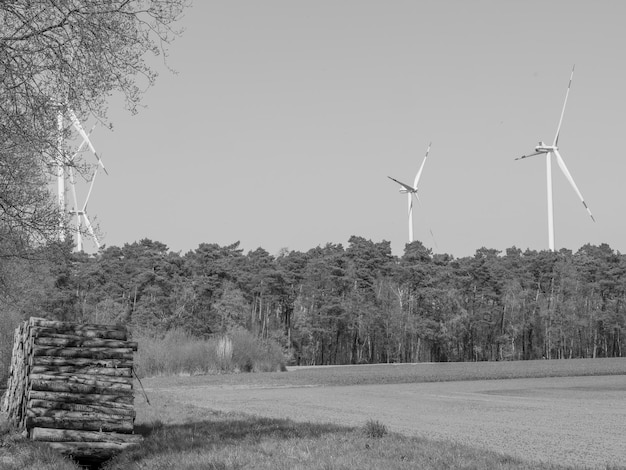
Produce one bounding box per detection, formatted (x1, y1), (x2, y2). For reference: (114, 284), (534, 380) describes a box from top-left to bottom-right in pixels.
(61, 108), (108, 251)
(388, 142), (435, 244)
(515, 66), (595, 251)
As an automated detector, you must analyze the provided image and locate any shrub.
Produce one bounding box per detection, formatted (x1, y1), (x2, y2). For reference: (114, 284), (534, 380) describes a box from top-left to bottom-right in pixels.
(231, 329), (286, 373)
(134, 328), (286, 377)
(363, 419), (387, 438)
(134, 329), (218, 377)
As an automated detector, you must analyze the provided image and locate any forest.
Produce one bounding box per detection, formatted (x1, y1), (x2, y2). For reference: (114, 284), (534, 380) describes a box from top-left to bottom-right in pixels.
(1, 237), (623, 374)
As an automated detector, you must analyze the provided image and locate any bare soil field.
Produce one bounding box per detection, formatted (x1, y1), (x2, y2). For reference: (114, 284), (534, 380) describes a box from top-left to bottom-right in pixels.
(141, 359), (626, 469)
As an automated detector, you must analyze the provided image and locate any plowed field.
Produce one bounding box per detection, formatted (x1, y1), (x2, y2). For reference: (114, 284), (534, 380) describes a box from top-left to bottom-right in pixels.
(142, 360), (626, 469)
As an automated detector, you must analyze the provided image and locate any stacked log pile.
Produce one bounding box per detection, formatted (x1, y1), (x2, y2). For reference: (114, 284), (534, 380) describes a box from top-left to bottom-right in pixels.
(1, 317), (142, 460)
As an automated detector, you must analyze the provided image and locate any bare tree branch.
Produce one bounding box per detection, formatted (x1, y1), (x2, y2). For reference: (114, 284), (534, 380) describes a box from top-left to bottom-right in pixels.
(0, 0), (190, 256)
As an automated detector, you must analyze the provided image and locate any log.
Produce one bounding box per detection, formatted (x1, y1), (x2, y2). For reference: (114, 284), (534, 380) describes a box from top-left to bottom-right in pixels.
(29, 318), (127, 333)
(26, 415), (133, 433)
(29, 372), (133, 385)
(30, 380), (134, 396)
(4, 325), (22, 414)
(27, 399), (135, 417)
(31, 427), (143, 444)
(30, 327), (128, 341)
(33, 356), (133, 369)
(44, 441), (141, 459)
(28, 390), (133, 406)
(27, 407), (132, 423)
(33, 346), (134, 360)
(1, 331), (16, 413)
(34, 336), (138, 350)
(30, 365), (133, 377)
(29, 373), (133, 389)
(29, 397), (134, 412)
(19, 325), (32, 430)
(5, 323), (28, 425)
(3, 327), (19, 412)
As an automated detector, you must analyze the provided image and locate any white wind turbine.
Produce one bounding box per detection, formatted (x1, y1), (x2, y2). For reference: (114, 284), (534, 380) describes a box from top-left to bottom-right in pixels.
(57, 108), (108, 251)
(388, 142), (433, 244)
(515, 66), (594, 251)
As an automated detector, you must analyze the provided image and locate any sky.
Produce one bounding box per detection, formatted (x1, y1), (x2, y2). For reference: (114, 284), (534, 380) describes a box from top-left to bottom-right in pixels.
(67, 1), (626, 258)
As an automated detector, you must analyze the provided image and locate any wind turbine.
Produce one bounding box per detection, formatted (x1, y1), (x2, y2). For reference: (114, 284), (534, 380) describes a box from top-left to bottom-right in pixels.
(388, 142), (432, 243)
(515, 66), (594, 251)
(57, 107), (108, 251)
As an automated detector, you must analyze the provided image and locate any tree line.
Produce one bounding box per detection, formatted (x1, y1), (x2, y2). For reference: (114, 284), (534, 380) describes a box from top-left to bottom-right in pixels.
(3, 237), (623, 367)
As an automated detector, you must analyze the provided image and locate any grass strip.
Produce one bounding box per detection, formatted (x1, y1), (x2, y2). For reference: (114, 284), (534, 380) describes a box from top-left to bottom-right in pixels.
(101, 390), (575, 470)
(139, 357), (626, 390)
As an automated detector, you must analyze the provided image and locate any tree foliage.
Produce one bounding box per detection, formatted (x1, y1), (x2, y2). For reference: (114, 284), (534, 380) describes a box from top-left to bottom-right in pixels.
(5, 238), (624, 377)
(0, 0), (189, 251)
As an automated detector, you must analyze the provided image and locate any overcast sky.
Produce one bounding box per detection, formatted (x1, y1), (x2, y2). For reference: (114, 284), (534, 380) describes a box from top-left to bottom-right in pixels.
(68, 1), (626, 258)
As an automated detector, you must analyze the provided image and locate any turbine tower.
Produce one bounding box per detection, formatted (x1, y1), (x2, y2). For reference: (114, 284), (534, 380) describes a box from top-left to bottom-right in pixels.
(56, 107), (108, 251)
(388, 142), (432, 243)
(516, 66), (595, 251)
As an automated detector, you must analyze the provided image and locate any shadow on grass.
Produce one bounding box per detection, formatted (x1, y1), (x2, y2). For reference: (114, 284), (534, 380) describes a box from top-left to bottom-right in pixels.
(103, 414), (353, 469)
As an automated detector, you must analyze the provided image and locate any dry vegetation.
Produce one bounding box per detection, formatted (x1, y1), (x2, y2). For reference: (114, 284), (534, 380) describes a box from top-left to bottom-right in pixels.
(134, 329), (286, 378)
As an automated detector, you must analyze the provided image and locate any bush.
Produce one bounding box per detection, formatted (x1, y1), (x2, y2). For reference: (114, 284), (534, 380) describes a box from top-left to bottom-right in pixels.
(134, 329), (219, 377)
(363, 419), (387, 438)
(134, 328), (286, 378)
(231, 329), (286, 373)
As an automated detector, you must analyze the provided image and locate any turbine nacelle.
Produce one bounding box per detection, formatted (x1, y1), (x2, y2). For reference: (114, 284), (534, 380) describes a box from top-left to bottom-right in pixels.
(534, 141), (557, 153)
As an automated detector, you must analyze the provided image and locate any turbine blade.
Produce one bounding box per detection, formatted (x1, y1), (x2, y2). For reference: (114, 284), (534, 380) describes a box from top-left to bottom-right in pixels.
(68, 109), (108, 174)
(412, 193), (438, 249)
(82, 168), (99, 211)
(68, 166), (81, 237)
(82, 213), (101, 249)
(414, 192), (421, 207)
(553, 149), (595, 222)
(554, 65), (575, 146)
(388, 176), (415, 192)
(69, 125), (96, 162)
(413, 142), (431, 188)
(515, 151), (543, 161)
(429, 229), (438, 250)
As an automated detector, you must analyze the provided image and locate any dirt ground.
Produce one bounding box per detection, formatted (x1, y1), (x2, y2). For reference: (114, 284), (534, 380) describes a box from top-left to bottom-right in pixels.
(145, 375), (626, 469)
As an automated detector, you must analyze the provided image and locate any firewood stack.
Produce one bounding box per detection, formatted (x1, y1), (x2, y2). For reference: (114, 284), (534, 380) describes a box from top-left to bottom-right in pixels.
(1, 317), (143, 461)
